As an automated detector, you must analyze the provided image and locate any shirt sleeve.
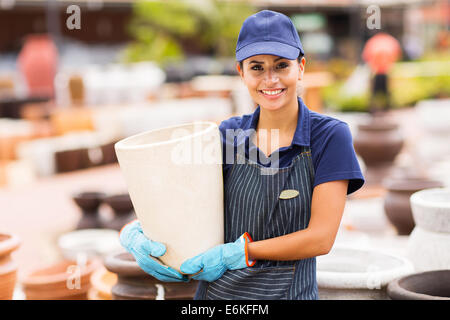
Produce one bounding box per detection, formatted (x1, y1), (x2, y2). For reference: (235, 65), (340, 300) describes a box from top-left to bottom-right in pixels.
(312, 121), (364, 194)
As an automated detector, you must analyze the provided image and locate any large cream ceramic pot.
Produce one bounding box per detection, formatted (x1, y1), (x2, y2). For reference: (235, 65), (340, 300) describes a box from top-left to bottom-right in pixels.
(114, 122), (224, 272)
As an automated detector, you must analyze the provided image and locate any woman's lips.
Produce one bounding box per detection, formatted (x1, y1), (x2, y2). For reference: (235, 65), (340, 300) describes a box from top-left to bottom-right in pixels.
(259, 88), (286, 100)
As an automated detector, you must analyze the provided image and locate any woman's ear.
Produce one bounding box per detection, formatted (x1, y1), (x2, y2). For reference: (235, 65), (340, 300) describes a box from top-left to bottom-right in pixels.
(298, 57), (306, 80)
(236, 62), (244, 78)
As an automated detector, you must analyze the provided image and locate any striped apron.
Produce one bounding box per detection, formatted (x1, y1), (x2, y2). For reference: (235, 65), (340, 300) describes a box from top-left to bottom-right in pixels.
(194, 143), (318, 300)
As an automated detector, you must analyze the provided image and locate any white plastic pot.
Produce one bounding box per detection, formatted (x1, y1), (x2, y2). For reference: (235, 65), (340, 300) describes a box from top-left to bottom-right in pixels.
(114, 122), (224, 272)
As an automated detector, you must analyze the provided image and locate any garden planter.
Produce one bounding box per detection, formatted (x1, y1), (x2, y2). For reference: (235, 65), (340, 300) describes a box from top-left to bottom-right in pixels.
(317, 246), (414, 300)
(114, 122), (224, 272)
(353, 115), (404, 185)
(21, 259), (100, 300)
(383, 177), (443, 235)
(387, 270), (450, 300)
(88, 266), (117, 300)
(72, 192), (106, 229)
(407, 188), (450, 271)
(104, 252), (198, 300)
(101, 194), (136, 231)
(57, 229), (122, 261)
(0, 233), (21, 300)
(17, 34), (58, 98)
(55, 148), (86, 173)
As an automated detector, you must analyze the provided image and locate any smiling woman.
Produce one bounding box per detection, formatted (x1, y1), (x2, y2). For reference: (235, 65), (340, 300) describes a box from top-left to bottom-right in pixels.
(119, 9), (365, 300)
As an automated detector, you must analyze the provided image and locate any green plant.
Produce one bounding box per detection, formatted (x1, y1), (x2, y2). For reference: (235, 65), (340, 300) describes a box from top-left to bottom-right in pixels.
(122, 0), (255, 65)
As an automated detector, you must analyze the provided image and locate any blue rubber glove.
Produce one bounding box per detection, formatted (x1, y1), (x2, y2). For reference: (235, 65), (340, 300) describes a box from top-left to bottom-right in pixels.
(119, 220), (188, 282)
(180, 233), (255, 282)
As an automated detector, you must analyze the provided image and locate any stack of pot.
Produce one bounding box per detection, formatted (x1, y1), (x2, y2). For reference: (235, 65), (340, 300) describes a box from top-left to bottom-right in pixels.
(0, 233), (21, 300)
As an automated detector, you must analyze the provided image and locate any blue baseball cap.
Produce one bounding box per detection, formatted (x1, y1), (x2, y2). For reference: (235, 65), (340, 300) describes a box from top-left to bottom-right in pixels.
(236, 10), (304, 62)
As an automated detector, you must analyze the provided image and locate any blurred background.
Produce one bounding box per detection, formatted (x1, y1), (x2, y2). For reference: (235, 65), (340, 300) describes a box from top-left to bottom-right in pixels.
(0, 0), (449, 300)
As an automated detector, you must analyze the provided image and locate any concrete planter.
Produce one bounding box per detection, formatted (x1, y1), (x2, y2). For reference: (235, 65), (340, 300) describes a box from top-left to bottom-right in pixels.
(407, 188), (450, 271)
(387, 270), (450, 300)
(317, 246), (414, 300)
(114, 122), (224, 272)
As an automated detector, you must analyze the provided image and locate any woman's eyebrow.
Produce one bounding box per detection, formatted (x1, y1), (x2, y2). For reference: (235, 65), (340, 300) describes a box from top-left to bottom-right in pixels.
(248, 57), (285, 65)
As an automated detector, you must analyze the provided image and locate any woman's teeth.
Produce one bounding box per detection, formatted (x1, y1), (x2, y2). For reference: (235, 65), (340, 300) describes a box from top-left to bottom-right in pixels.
(261, 89), (283, 95)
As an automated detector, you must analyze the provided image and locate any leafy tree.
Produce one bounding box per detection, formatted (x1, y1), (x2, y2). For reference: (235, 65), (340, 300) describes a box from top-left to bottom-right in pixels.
(122, 0), (255, 65)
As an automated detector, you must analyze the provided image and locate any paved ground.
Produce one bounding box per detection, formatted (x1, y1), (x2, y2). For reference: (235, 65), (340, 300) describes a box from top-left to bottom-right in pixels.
(0, 105), (442, 299)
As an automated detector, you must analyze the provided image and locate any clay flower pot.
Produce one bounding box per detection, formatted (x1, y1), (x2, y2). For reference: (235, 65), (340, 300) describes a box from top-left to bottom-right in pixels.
(387, 270), (450, 300)
(383, 177), (443, 235)
(353, 115), (404, 185)
(101, 194), (136, 231)
(114, 122), (224, 271)
(407, 188), (450, 271)
(17, 34), (58, 98)
(0, 233), (21, 300)
(21, 259), (100, 300)
(72, 191), (106, 230)
(104, 252), (198, 300)
(88, 266), (117, 300)
(317, 246), (414, 300)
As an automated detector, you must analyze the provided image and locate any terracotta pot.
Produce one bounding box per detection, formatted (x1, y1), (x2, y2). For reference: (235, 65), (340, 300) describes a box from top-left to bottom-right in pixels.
(353, 116), (404, 184)
(387, 270), (450, 300)
(0, 233), (21, 300)
(101, 194), (136, 231)
(21, 259), (100, 300)
(88, 266), (117, 300)
(114, 122), (224, 271)
(383, 177), (443, 235)
(104, 252), (198, 300)
(72, 192), (106, 229)
(17, 34), (58, 98)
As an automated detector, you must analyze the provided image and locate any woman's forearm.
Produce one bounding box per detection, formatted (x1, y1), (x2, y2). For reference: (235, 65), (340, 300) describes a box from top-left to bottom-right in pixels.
(247, 227), (330, 261)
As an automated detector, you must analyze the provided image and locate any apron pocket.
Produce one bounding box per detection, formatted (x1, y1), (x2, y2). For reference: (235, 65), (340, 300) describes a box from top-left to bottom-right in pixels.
(206, 265), (295, 300)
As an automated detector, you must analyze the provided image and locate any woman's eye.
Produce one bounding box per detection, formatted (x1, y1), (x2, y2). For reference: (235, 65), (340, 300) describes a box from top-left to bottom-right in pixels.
(277, 62), (288, 69)
(251, 65), (263, 71)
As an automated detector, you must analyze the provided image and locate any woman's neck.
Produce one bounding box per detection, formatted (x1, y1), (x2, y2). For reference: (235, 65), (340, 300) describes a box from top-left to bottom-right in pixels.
(257, 99), (299, 135)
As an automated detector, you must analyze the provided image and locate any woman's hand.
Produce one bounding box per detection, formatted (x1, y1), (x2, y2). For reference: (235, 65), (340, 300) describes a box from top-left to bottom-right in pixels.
(119, 220), (188, 282)
(180, 233), (254, 282)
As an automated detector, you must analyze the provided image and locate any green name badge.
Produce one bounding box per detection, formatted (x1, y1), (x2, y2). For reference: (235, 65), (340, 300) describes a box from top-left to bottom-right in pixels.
(279, 189), (299, 199)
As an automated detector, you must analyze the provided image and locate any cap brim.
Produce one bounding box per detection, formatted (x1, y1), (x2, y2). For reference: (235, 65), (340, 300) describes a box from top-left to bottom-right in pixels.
(236, 41), (302, 62)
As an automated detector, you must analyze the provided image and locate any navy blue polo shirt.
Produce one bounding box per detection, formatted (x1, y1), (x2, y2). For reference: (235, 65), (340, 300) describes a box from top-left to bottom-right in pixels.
(219, 97), (364, 194)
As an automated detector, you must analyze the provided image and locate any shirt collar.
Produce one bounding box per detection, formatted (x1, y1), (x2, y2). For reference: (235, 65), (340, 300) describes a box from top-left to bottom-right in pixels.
(243, 96), (310, 147)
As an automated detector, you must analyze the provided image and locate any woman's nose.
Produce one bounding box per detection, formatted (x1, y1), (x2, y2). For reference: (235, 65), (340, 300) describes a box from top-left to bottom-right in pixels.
(264, 69), (279, 83)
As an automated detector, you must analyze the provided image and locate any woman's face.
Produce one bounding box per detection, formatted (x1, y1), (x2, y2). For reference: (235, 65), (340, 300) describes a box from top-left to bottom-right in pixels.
(237, 54), (305, 111)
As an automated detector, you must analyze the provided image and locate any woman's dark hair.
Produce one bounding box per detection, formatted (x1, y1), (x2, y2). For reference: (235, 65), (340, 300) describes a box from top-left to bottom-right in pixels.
(238, 54), (304, 71)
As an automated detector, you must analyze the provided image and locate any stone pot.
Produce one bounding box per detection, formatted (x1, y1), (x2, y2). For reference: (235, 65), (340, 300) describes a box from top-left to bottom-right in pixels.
(353, 115), (404, 185)
(101, 194), (136, 231)
(0, 233), (21, 300)
(72, 191), (106, 229)
(407, 188), (450, 271)
(317, 246), (414, 300)
(383, 177), (443, 235)
(104, 252), (198, 300)
(21, 259), (100, 300)
(114, 122), (224, 271)
(57, 229), (122, 261)
(88, 266), (117, 300)
(387, 270), (450, 300)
